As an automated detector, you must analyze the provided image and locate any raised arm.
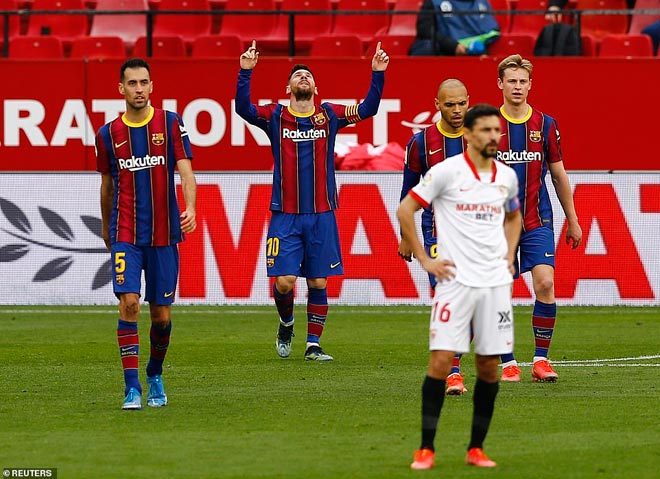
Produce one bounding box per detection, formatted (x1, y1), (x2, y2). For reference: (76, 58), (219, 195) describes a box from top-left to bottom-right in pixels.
(235, 40), (263, 124)
(353, 41), (389, 120)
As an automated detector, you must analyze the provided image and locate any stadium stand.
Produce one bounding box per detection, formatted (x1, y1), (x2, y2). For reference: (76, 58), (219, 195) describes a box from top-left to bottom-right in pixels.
(581, 33), (597, 55)
(219, 0), (278, 45)
(387, 0), (422, 36)
(628, 0), (660, 35)
(89, 0), (149, 49)
(10, 35), (64, 57)
(310, 34), (364, 57)
(598, 32), (653, 56)
(375, 34), (415, 55)
(26, 0), (89, 47)
(191, 34), (243, 57)
(70, 35), (127, 58)
(490, 0), (512, 34)
(509, 0), (550, 36)
(133, 35), (186, 56)
(577, 0), (629, 40)
(152, 0), (212, 46)
(331, 0), (390, 47)
(488, 32), (536, 55)
(260, 0), (333, 56)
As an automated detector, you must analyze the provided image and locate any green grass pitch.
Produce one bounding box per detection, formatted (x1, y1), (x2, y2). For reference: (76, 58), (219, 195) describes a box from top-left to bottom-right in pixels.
(0, 305), (658, 478)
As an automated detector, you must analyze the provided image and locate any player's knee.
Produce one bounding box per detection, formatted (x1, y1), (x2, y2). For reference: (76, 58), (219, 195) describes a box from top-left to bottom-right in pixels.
(121, 299), (140, 318)
(475, 355), (499, 382)
(428, 351), (453, 378)
(535, 277), (554, 296)
(275, 276), (296, 294)
(151, 318), (170, 329)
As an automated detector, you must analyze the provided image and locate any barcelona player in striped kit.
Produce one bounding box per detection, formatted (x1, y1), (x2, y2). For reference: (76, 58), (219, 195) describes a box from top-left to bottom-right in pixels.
(97, 58), (197, 409)
(399, 79), (469, 395)
(495, 54), (582, 382)
(236, 40), (389, 360)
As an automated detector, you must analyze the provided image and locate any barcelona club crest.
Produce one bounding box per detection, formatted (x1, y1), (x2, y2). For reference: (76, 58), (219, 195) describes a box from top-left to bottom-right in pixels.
(151, 132), (165, 146)
(313, 113), (326, 126)
(529, 130), (542, 143)
(116, 273), (125, 285)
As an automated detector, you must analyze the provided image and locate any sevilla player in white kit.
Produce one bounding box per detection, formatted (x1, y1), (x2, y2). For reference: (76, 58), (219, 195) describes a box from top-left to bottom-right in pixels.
(397, 104), (522, 470)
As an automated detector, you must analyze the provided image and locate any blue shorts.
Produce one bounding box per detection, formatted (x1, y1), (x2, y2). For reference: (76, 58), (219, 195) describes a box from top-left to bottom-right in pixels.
(515, 227), (555, 278)
(266, 211), (343, 278)
(111, 242), (179, 305)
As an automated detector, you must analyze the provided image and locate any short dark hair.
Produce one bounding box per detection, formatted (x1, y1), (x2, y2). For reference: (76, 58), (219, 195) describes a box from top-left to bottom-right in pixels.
(120, 58), (151, 82)
(288, 64), (314, 80)
(464, 104), (500, 129)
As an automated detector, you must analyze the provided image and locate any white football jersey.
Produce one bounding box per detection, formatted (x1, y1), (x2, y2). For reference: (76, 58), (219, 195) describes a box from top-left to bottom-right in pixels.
(410, 153), (520, 288)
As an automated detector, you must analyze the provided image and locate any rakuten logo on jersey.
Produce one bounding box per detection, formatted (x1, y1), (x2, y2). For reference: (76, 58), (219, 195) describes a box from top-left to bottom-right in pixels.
(117, 155), (165, 171)
(282, 128), (327, 142)
(497, 150), (542, 164)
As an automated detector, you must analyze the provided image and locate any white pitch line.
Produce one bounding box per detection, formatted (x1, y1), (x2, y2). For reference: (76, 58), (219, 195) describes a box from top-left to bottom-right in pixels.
(518, 354), (660, 367)
(551, 354), (660, 363)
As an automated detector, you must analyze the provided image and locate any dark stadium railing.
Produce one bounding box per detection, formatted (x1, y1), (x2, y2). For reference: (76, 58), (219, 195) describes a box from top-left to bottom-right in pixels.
(1, 8), (659, 58)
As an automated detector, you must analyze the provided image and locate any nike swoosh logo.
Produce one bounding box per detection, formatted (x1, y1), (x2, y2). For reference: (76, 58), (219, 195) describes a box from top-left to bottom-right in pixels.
(500, 133), (507, 137)
(459, 187), (472, 192)
(164, 292), (174, 298)
(428, 148), (443, 155)
(330, 262), (341, 269)
(544, 252), (555, 257)
(114, 140), (128, 148)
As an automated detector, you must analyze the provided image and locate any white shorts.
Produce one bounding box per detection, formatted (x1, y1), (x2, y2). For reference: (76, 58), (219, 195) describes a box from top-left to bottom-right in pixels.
(428, 281), (514, 356)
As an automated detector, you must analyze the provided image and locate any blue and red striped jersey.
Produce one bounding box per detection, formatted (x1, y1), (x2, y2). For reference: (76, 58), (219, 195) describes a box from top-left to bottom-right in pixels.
(497, 106), (562, 232)
(401, 122), (466, 233)
(236, 69), (385, 214)
(96, 106), (193, 247)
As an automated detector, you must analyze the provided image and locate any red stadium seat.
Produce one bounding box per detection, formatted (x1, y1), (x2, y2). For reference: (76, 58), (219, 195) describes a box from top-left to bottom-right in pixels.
(577, 0), (629, 40)
(153, 0), (212, 45)
(598, 33), (653, 56)
(332, 0), (391, 46)
(90, 0), (149, 48)
(375, 34), (415, 56)
(388, 0), (423, 36)
(10, 35), (64, 57)
(191, 34), (243, 57)
(628, 0), (660, 35)
(260, 0), (333, 56)
(580, 33), (597, 55)
(490, 0), (512, 34)
(133, 35), (186, 57)
(310, 34), (364, 57)
(70, 35), (127, 58)
(509, 0), (550, 36)
(487, 32), (535, 56)
(219, 0), (278, 43)
(27, 0), (89, 45)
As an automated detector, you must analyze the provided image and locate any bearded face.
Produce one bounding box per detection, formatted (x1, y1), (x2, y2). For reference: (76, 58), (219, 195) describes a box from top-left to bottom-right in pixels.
(288, 69), (316, 102)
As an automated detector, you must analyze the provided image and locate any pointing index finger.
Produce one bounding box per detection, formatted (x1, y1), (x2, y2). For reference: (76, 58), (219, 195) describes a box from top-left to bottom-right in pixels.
(376, 41), (382, 52)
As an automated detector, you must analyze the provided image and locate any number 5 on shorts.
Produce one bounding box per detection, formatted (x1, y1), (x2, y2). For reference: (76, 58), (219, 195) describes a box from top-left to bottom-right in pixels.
(114, 251), (126, 273)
